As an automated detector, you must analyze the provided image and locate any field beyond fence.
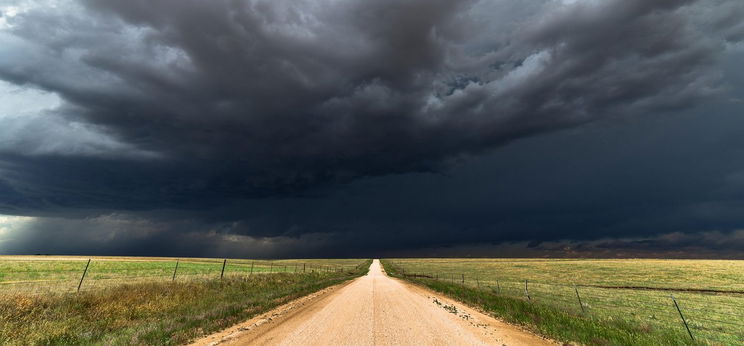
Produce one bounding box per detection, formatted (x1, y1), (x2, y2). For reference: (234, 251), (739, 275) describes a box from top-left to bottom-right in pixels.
(0, 255), (366, 294)
(383, 258), (744, 345)
(0, 256), (371, 345)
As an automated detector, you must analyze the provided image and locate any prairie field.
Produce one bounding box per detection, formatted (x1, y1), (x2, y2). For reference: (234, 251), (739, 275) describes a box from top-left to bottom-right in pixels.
(0, 256), (370, 345)
(383, 258), (744, 345)
(0, 255), (363, 294)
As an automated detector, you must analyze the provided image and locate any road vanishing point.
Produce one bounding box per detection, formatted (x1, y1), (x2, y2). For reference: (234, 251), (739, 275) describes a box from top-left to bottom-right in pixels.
(193, 260), (553, 346)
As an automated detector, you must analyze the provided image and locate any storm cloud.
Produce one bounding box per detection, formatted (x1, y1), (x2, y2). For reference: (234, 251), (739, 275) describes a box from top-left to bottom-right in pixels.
(1, 0), (744, 256)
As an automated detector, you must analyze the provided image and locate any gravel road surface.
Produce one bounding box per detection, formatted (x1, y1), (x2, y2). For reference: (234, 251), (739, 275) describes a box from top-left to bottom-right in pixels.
(193, 260), (553, 346)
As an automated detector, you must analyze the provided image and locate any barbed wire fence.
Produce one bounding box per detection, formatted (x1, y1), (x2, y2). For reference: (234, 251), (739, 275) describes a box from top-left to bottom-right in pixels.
(0, 258), (367, 295)
(389, 261), (744, 345)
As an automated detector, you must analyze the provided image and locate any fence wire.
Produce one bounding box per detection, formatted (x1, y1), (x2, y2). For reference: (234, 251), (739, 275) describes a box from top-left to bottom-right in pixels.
(0, 258), (360, 295)
(390, 261), (744, 345)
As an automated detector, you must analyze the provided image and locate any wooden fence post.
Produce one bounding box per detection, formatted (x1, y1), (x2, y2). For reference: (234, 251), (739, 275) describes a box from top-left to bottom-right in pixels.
(524, 280), (531, 300)
(172, 259), (179, 282)
(671, 295), (694, 340)
(303, 263), (306, 272)
(574, 285), (585, 313)
(461, 274), (465, 284)
(77, 259), (91, 292)
(220, 259), (227, 279)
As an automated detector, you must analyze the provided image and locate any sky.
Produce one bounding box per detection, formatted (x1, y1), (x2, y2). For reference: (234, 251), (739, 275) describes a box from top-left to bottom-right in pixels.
(1, 0), (744, 258)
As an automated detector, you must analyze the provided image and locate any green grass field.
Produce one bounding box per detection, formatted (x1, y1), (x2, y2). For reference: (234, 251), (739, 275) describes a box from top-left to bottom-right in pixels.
(0, 255), (364, 294)
(0, 256), (370, 345)
(3, 257), (742, 345)
(382, 258), (744, 345)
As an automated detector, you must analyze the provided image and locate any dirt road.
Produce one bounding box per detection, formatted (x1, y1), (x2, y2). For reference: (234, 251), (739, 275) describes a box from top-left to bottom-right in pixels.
(193, 260), (553, 346)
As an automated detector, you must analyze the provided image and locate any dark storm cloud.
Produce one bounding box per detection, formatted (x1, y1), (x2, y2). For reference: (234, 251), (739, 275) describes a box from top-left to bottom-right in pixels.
(3, 213), (743, 259)
(0, 214), (337, 258)
(1, 0), (740, 211)
(1, 0), (744, 257)
(377, 230), (744, 259)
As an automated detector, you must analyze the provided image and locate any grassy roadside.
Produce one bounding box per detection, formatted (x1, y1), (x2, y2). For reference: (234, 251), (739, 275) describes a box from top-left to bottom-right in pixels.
(380, 260), (700, 346)
(0, 259), (371, 345)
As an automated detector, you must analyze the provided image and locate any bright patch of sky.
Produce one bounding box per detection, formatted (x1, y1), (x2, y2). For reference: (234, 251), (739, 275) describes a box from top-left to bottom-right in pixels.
(0, 79), (61, 117)
(490, 50), (552, 95)
(0, 0), (55, 29)
(560, 0), (600, 5)
(0, 214), (33, 239)
(0, 80), (160, 158)
(0, 6), (18, 29)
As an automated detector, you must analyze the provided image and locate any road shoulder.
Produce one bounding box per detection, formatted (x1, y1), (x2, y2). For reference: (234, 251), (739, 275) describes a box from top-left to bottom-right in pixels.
(189, 279), (356, 346)
(389, 275), (558, 345)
